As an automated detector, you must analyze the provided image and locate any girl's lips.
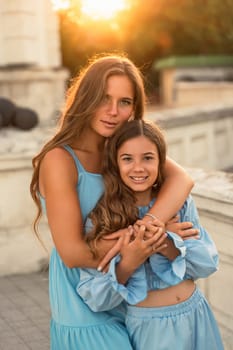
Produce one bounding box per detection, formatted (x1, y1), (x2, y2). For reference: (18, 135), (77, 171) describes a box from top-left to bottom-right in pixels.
(129, 176), (148, 183)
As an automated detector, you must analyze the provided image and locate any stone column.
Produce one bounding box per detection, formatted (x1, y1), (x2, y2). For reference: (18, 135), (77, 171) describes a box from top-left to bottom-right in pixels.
(0, 0), (68, 124)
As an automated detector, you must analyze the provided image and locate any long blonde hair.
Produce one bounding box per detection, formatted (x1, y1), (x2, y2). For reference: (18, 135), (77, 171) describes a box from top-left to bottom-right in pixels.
(86, 120), (167, 257)
(30, 54), (146, 238)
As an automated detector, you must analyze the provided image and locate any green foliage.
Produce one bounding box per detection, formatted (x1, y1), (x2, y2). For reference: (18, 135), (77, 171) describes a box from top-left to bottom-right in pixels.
(57, 0), (233, 95)
(155, 55), (233, 70)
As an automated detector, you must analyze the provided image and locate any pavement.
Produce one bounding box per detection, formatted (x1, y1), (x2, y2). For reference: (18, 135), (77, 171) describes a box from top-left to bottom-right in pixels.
(0, 271), (231, 350)
(0, 271), (50, 350)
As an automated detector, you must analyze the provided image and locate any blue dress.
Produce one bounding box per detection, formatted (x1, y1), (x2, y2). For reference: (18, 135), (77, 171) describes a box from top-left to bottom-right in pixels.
(41, 145), (133, 350)
(77, 197), (224, 349)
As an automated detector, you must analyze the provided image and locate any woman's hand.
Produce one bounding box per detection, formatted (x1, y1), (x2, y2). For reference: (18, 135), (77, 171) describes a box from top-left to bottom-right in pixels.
(121, 224), (167, 265)
(135, 216), (165, 240)
(166, 216), (199, 240)
(135, 218), (180, 260)
(97, 228), (133, 271)
(97, 221), (167, 273)
(116, 224), (168, 284)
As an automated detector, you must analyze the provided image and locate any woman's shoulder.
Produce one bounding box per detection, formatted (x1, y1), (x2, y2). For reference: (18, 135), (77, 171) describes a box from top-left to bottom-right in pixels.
(42, 147), (77, 169)
(40, 147), (78, 188)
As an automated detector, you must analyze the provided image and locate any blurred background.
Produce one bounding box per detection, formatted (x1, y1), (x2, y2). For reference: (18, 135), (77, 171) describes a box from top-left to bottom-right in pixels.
(0, 1), (232, 349)
(52, 0), (233, 104)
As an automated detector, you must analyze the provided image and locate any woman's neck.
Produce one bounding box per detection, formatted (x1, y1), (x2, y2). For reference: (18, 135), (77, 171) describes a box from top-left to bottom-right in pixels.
(71, 128), (106, 153)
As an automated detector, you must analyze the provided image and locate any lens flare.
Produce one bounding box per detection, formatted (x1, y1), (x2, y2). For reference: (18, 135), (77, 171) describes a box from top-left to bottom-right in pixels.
(80, 0), (127, 20)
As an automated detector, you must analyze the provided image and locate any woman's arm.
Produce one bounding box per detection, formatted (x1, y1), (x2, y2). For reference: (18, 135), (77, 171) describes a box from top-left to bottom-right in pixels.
(148, 157), (194, 223)
(140, 157), (193, 261)
(40, 148), (97, 268)
(40, 148), (121, 269)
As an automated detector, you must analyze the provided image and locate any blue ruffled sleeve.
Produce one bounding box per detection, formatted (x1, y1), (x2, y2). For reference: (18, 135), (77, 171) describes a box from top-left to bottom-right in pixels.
(149, 232), (187, 285)
(77, 255), (148, 312)
(149, 195), (218, 284)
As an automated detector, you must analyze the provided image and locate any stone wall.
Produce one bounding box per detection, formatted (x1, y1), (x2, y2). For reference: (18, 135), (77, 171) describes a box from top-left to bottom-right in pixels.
(0, 68), (68, 125)
(0, 127), (53, 275)
(188, 168), (233, 350)
(147, 104), (233, 171)
(0, 0), (69, 124)
(154, 56), (233, 107)
(0, 0), (61, 67)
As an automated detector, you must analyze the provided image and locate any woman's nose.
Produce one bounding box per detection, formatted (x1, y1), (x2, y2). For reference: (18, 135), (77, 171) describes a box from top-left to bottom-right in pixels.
(107, 101), (118, 115)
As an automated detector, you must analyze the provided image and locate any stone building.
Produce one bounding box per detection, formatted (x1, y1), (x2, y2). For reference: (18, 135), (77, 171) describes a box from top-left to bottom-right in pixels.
(0, 0), (68, 124)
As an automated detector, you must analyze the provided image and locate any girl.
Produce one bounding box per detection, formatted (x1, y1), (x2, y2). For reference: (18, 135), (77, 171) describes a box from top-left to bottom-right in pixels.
(77, 119), (224, 350)
(30, 54), (196, 349)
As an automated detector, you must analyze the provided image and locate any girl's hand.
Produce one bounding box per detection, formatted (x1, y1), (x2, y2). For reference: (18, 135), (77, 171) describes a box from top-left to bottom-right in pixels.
(97, 227), (133, 272)
(121, 224), (167, 265)
(135, 217), (165, 239)
(166, 216), (199, 240)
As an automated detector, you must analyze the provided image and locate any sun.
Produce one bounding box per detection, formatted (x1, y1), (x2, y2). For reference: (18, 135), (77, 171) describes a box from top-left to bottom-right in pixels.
(51, 0), (128, 20)
(80, 0), (127, 20)
(51, 0), (70, 11)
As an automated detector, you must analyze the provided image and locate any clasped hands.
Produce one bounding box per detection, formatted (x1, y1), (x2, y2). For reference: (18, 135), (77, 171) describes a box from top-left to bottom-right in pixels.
(97, 215), (199, 272)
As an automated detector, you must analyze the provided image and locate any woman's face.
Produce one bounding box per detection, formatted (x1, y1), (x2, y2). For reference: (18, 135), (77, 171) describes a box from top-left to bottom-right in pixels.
(91, 75), (135, 138)
(117, 135), (159, 203)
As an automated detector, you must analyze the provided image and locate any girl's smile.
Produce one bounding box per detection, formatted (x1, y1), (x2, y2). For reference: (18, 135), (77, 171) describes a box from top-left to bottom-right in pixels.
(117, 135), (159, 205)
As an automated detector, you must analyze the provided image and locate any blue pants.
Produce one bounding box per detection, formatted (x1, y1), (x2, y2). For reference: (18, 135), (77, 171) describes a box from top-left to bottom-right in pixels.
(126, 287), (224, 350)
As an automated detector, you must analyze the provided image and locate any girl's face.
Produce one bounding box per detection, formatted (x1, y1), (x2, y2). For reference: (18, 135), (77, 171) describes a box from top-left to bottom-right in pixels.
(117, 135), (159, 204)
(91, 75), (135, 138)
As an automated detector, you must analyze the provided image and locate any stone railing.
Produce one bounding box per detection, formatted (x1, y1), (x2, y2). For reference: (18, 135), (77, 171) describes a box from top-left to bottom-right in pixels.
(0, 127), (53, 275)
(147, 103), (233, 171)
(187, 168), (233, 349)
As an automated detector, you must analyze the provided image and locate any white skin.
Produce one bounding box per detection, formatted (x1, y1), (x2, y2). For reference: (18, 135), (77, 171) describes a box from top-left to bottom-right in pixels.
(39, 75), (138, 268)
(117, 135), (159, 206)
(103, 135), (199, 281)
(39, 74), (198, 272)
(109, 135), (166, 282)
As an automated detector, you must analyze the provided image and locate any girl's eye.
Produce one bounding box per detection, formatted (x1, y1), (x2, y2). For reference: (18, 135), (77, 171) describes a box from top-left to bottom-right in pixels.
(122, 157), (132, 162)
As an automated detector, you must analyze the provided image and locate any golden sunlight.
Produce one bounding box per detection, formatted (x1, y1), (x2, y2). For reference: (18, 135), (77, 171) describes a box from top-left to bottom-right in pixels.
(51, 0), (70, 11)
(80, 0), (127, 20)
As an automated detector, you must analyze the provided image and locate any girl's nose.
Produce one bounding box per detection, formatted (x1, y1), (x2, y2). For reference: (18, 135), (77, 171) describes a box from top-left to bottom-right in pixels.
(133, 162), (144, 171)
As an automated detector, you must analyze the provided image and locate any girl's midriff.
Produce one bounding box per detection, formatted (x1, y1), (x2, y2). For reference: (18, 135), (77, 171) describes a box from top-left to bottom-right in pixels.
(136, 280), (195, 308)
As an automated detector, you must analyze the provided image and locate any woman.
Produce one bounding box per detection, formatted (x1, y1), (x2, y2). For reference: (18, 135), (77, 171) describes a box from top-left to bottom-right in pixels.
(30, 54), (196, 349)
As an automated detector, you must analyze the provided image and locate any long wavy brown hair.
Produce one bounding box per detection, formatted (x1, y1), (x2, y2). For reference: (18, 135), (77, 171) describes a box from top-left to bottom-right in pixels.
(86, 120), (167, 257)
(30, 53), (146, 240)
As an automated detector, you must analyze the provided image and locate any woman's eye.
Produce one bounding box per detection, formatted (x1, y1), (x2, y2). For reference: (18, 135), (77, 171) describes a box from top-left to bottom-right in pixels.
(119, 99), (132, 106)
(144, 156), (154, 161)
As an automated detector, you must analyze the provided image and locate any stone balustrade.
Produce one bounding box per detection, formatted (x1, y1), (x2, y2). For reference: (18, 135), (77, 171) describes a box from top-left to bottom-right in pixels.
(147, 103), (233, 171)
(187, 168), (233, 349)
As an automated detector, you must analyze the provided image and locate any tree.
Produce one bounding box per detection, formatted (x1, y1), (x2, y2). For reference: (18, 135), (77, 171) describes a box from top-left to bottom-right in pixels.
(56, 0), (233, 94)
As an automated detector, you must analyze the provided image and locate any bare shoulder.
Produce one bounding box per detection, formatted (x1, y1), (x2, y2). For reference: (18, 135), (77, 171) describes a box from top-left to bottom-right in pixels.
(40, 147), (78, 195)
(41, 147), (77, 171)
